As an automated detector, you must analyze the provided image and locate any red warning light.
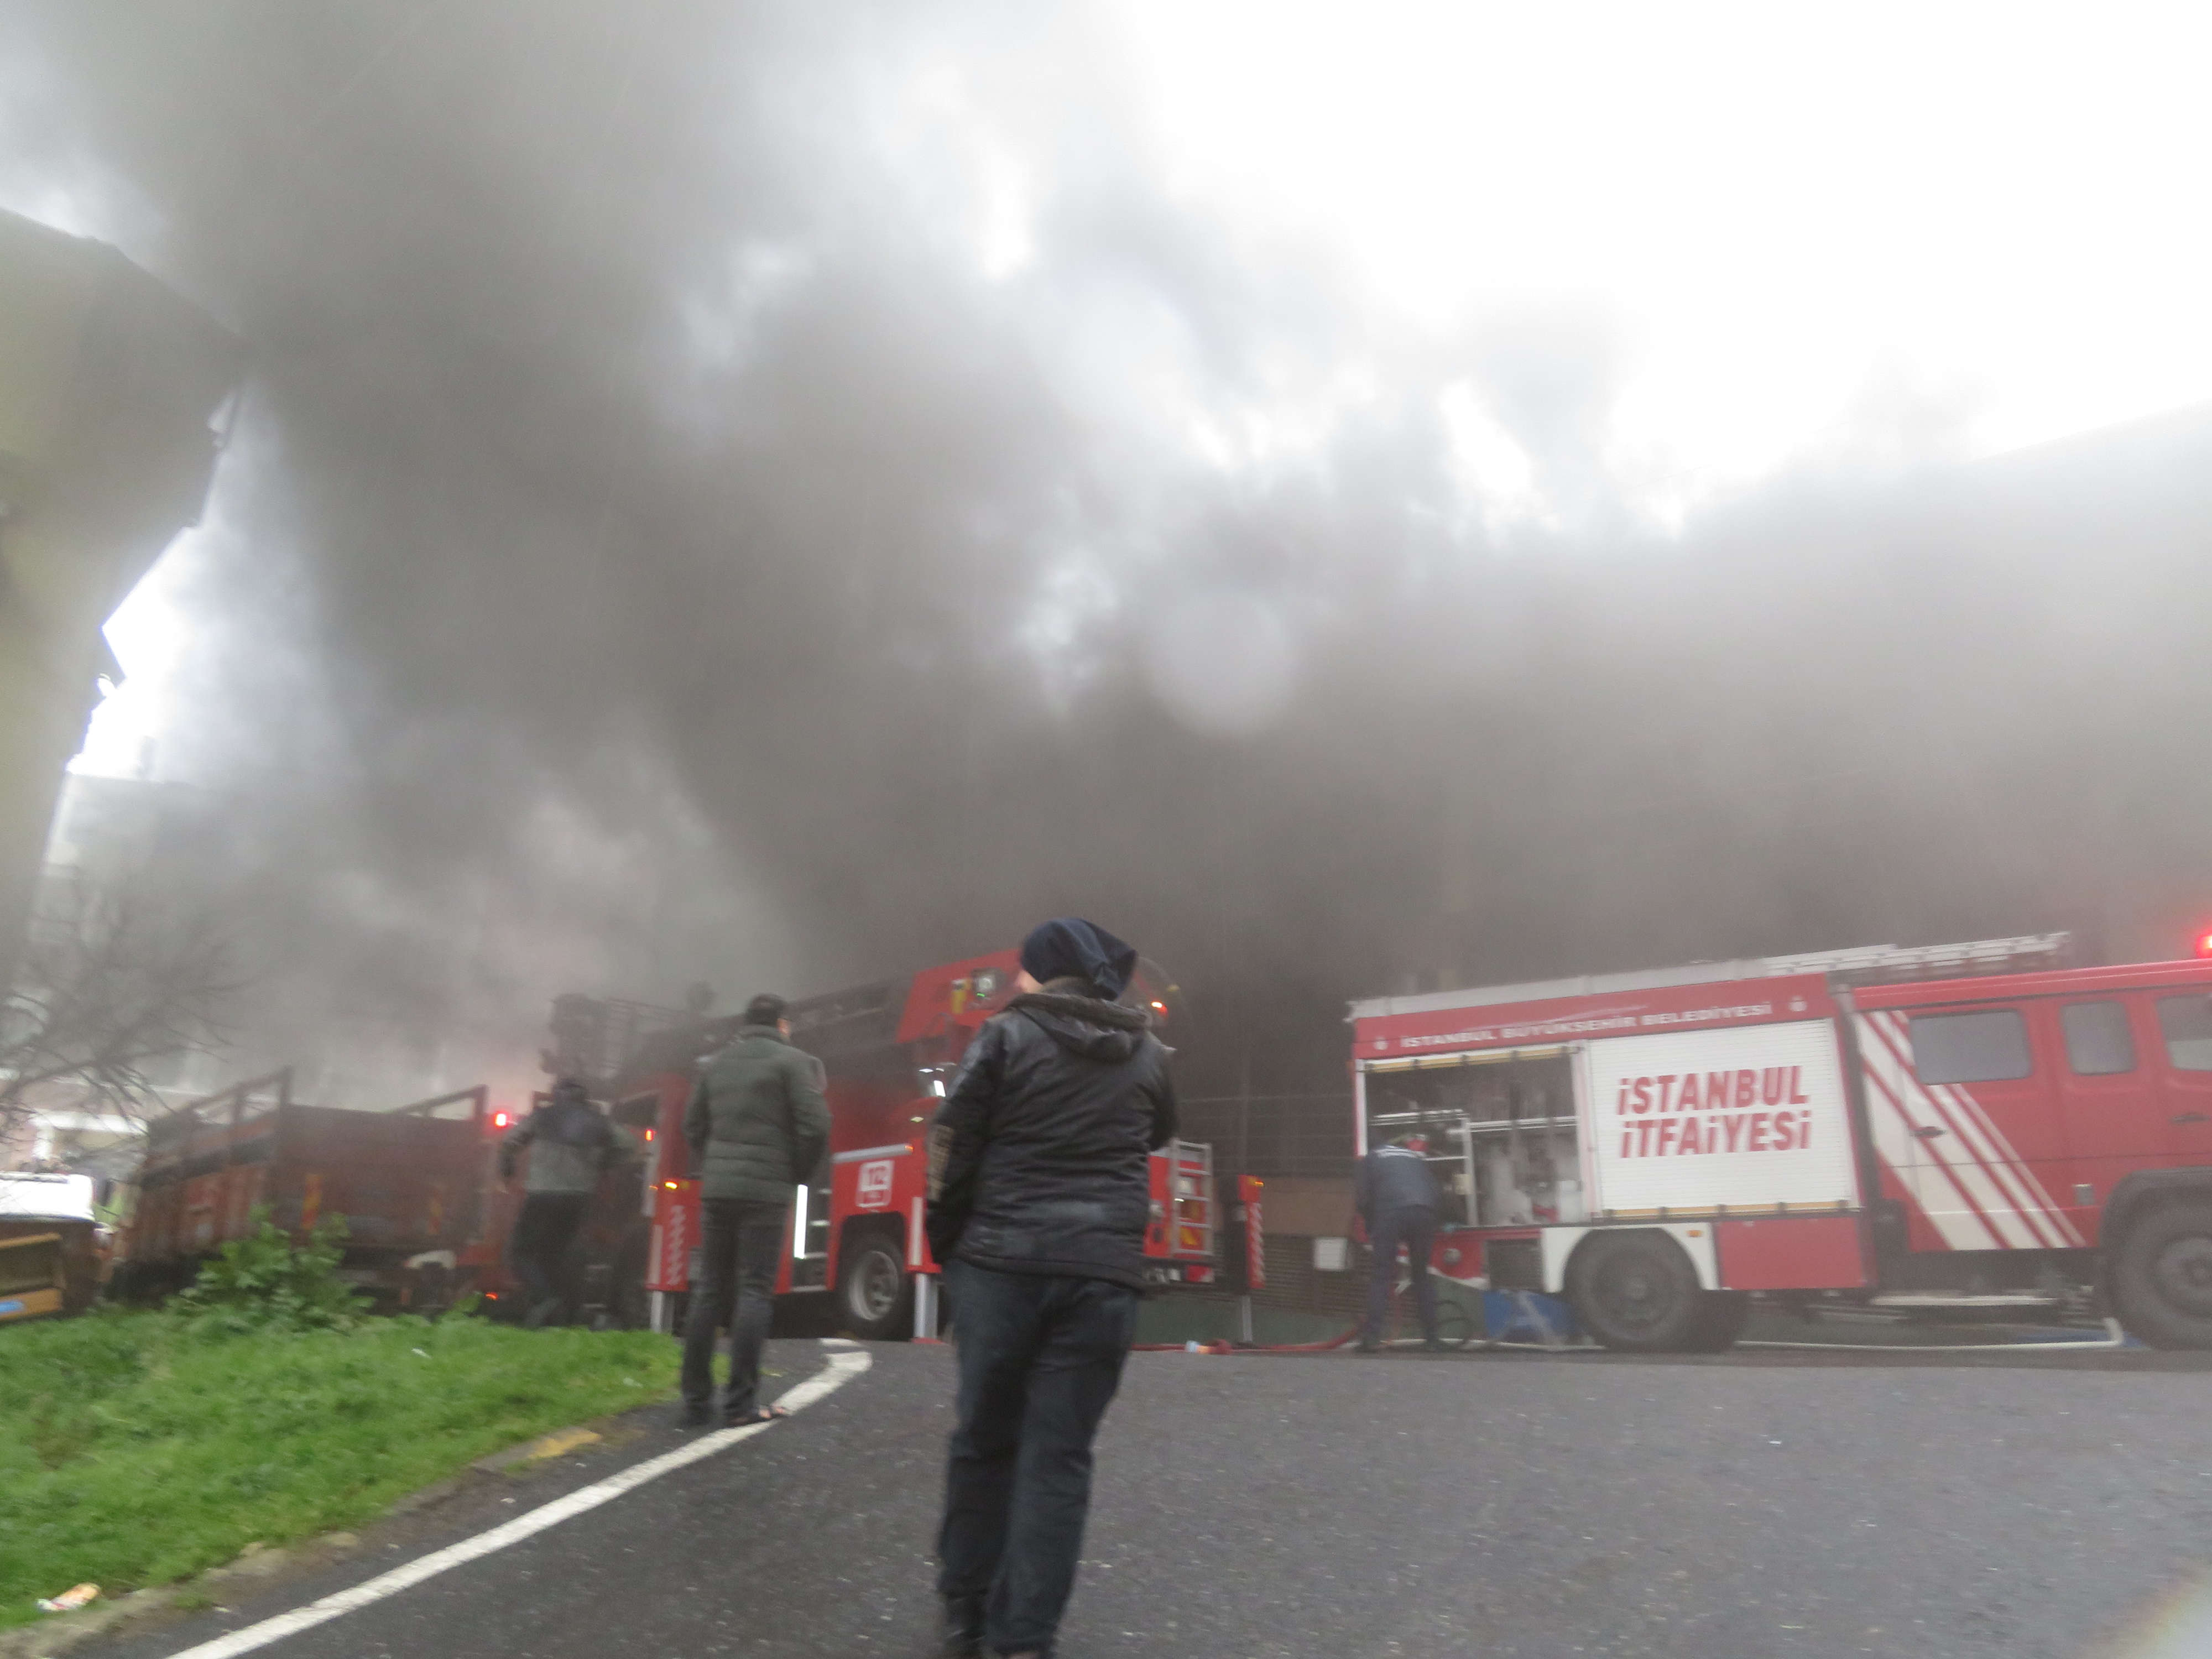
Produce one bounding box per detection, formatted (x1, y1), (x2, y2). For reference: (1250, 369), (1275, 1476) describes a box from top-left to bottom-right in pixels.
(491, 1110), (512, 1129)
(2196, 931), (2212, 960)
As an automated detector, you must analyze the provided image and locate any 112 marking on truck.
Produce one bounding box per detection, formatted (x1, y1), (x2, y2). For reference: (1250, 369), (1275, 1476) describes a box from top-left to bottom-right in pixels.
(1350, 933), (2212, 1350)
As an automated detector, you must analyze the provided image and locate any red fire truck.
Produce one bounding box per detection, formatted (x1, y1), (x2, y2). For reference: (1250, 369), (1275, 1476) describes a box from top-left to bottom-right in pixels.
(519, 949), (1217, 1339)
(1350, 933), (2212, 1351)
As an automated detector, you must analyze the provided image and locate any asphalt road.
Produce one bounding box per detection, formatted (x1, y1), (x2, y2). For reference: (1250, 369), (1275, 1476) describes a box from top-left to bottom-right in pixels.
(80, 1335), (2212, 1659)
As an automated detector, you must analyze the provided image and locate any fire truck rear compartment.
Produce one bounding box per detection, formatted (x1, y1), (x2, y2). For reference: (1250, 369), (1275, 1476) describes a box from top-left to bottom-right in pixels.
(1366, 1049), (1584, 1230)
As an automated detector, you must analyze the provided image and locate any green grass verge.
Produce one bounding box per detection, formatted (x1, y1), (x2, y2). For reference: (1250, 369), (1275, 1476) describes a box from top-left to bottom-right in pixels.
(0, 1310), (680, 1630)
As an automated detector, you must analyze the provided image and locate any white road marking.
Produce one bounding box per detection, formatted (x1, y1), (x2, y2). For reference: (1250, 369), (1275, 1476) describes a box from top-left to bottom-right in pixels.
(158, 1345), (873, 1659)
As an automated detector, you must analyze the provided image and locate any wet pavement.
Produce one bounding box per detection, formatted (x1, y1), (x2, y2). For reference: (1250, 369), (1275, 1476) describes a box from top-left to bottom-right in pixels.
(74, 1332), (2212, 1659)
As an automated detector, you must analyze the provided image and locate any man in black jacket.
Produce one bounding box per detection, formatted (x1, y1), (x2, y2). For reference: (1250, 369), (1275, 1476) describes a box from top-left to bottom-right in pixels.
(926, 919), (1176, 1659)
(1355, 1131), (1443, 1352)
(499, 1078), (628, 1328)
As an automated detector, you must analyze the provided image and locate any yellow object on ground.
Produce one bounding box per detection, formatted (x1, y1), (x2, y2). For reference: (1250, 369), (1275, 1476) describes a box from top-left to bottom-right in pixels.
(520, 1428), (602, 1463)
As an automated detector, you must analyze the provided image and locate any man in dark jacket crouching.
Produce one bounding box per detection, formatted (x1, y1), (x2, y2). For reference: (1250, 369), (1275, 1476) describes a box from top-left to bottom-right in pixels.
(926, 918), (1177, 1659)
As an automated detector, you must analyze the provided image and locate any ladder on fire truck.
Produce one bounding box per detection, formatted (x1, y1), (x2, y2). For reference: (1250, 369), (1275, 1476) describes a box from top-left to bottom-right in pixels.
(1754, 933), (2075, 987)
(1356, 933), (2078, 1026)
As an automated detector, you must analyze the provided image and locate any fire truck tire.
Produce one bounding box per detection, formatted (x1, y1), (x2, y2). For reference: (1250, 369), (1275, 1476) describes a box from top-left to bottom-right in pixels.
(837, 1234), (912, 1342)
(1566, 1230), (1705, 1352)
(2112, 1201), (2212, 1350)
(1683, 1290), (1751, 1352)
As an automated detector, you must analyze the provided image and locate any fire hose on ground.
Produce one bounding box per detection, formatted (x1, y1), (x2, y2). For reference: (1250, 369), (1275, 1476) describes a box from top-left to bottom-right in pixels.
(1135, 1309), (2137, 1358)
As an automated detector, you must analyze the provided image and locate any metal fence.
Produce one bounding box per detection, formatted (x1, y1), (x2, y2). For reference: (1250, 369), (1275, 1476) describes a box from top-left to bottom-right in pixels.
(1177, 1093), (1356, 1181)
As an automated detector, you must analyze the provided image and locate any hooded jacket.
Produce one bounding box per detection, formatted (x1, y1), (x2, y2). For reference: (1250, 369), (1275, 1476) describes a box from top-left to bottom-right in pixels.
(500, 1087), (627, 1196)
(925, 982), (1178, 1288)
(684, 1024), (832, 1204)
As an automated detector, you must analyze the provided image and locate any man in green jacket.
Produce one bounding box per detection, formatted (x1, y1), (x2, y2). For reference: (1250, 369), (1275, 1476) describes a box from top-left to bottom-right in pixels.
(680, 992), (831, 1426)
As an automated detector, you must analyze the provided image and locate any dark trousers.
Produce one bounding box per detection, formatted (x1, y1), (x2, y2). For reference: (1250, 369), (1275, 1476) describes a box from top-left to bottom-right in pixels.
(510, 1193), (589, 1323)
(681, 1198), (787, 1420)
(937, 1260), (1140, 1654)
(1362, 1206), (1439, 1343)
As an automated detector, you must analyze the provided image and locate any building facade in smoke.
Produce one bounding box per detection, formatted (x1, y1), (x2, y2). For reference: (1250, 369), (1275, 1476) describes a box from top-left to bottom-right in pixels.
(0, 209), (240, 990)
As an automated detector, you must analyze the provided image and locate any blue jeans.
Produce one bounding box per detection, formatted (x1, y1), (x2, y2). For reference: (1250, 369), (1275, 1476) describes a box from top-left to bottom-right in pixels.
(937, 1260), (1140, 1653)
(1363, 1207), (1439, 1343)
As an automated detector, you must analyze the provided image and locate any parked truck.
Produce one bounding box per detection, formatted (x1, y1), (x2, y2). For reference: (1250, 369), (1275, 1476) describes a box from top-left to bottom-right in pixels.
(1349, 933), (2212, 1350)
(0, 1171), (102, 1323)
(116, 1071), (494, 1312)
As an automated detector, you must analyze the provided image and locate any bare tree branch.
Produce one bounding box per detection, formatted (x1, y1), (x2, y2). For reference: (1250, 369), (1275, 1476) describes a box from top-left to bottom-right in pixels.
(1, 875), (243, 1147)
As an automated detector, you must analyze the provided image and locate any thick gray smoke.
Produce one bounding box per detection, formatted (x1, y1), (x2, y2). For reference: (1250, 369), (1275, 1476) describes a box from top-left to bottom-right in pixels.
(4, 4), (2210, 1103)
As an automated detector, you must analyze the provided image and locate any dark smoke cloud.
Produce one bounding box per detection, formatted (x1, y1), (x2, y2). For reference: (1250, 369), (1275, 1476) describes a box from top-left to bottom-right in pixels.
(3, 3), (2210, 1105)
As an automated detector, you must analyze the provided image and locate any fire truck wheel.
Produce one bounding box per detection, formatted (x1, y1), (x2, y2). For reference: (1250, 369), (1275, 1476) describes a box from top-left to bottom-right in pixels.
(1566, 1230), (1705, 1352)
(1683, 1290), (1750, 1352)
(837, 1234), (912, 1342)
(2112, 1201), (2212, 1350)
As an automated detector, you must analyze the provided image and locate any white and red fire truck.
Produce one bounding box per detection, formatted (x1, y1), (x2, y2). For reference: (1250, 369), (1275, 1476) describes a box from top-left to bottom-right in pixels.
(515, 950), (1217, 1339)
(1350, 934), (2212, 1351)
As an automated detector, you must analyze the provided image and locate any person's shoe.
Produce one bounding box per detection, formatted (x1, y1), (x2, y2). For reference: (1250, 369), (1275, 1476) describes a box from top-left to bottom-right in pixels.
(724, 1404), (792, 1427)
(1423, 1337), (1447, 1353)
(1354, 1338), (1381, 1353)
(524, 1296), (561, 1330)
(678, 1402), (713, 1429)
(937, 1594), (985, 1656)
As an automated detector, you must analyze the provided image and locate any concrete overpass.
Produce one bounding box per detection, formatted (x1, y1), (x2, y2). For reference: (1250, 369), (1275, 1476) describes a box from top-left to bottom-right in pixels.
(0, 210), (242, 988)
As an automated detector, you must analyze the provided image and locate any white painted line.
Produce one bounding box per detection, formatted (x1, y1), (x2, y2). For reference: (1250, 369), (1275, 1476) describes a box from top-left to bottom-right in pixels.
(160, 1346), (872, 1659)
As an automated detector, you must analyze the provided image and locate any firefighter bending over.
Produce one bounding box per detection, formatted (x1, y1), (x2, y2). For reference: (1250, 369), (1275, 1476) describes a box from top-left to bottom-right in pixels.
(1357, 1131), (1443, 1353)
(499, 1077), (627, 1327)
